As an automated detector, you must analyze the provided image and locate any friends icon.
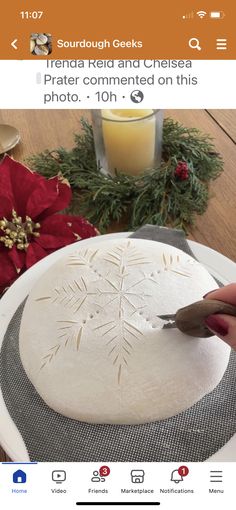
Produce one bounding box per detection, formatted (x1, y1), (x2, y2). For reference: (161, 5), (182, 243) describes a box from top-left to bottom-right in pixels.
(91, 466), (111, 483)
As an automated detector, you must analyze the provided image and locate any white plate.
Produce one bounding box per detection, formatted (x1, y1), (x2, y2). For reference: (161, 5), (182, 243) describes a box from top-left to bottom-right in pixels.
(0, 233), (235, 462)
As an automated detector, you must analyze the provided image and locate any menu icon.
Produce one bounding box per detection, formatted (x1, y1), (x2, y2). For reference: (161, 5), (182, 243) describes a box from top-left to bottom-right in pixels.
(216, 38), (227, 50)
(210, 470), (223, 482)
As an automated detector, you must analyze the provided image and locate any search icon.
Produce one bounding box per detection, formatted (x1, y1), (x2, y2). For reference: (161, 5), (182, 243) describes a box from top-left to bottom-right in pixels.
(189, 38), (201, 51)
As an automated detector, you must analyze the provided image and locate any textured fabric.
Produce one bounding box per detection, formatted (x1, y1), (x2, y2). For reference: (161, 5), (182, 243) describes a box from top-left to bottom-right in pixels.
(0, 226), (235, 461)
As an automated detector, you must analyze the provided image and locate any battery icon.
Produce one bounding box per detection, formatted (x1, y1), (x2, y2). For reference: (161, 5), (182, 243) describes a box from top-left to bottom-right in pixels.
(209, 11), (225, 19)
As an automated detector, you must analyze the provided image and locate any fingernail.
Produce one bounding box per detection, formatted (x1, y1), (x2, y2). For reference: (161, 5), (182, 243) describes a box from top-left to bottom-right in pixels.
(205, 315), (229, 337)
(203, 289), (219, 298)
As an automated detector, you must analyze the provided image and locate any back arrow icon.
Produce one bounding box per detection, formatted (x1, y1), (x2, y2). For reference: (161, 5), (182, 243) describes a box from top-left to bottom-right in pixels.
(11, 39), (18, 50)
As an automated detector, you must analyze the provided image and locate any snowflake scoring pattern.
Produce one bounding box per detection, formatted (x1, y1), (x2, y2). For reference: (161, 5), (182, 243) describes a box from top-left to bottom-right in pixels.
(36, 241), (191, 383)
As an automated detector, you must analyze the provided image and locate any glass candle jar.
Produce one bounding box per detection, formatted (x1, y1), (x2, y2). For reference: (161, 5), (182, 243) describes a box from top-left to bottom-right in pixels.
(92, 109), (163, 176)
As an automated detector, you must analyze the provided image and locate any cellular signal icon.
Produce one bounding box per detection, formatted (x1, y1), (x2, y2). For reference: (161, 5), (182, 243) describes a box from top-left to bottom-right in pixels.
(182, 11), (194, 19)
(197, 10), (207, 18)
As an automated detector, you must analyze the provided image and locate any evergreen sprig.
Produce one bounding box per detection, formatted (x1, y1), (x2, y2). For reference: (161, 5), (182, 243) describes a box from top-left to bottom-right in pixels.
(27, 118), (223, 233)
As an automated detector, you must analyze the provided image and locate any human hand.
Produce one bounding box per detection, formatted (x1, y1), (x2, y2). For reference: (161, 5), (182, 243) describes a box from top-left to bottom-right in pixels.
(204, 283), (236, 350)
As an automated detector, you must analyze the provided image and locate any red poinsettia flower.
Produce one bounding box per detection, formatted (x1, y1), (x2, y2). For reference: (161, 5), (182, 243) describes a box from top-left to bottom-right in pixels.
(0, 155), (98, 294)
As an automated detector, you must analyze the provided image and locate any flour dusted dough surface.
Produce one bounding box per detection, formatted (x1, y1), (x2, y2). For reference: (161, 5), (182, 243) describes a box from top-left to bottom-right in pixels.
(19, 239), (230, 424)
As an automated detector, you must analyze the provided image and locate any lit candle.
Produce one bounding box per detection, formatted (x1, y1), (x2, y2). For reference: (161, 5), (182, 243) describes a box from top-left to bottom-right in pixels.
(101, 109), (157, 176)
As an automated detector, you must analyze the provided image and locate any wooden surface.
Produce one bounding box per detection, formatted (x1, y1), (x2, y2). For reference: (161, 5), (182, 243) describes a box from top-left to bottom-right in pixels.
(0, 109), (235, 461)
(207, 110), (236, 142)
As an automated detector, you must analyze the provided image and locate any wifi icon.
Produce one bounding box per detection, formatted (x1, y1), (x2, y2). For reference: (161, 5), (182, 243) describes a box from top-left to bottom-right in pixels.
(197, 10), (207, 18)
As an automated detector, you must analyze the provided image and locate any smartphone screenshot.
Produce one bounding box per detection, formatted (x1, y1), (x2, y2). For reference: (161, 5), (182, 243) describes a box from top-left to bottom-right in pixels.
(0, 1), (235, 509)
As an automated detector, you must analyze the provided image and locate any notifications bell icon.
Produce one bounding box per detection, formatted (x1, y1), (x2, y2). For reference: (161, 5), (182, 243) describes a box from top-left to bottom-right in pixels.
(170, 469), (183, 484)
(171, 465), (189, 483)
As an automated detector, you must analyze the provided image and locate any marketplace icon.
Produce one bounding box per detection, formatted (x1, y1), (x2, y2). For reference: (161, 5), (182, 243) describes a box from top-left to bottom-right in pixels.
(131, 470), (145, 483)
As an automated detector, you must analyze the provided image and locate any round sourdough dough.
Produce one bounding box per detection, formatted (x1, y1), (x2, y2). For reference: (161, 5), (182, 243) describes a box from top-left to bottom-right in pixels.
(19, 238), (230, 424)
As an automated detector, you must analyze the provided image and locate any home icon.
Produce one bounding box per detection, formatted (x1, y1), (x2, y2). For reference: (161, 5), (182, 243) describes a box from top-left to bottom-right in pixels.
(13, 469), (27, 484)
(131, 469), (145, 483)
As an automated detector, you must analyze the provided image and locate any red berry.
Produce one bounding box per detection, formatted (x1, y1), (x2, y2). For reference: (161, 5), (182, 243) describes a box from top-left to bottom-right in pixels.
(175, 161), (189, 180)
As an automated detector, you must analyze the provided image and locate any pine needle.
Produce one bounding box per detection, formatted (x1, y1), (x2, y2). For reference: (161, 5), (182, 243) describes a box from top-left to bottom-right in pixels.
(27, 117), (223, 233)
